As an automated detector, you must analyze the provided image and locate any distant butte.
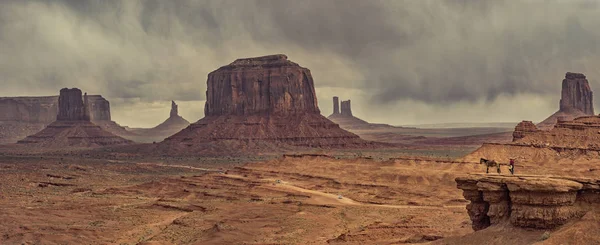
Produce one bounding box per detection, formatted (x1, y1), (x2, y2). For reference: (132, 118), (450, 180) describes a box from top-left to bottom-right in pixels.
(537, 72), (595, 130)
(327, 96), (402, 130)
(0, 93), (134, 143)
(127, 100), (190, 141)
(17, 88), (132, 148)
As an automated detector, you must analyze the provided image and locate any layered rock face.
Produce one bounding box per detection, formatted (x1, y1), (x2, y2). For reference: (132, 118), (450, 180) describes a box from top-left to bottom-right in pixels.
(160, 55), (374, 153)
(18, 88), (132, 147)
(0, 96), (58, 123)
(204, 54), (319, 116)
(560, 72), (594, 115)
(57, 88), (88, 121)
(538, 72), (595, 130)
(456, 175), (598, 230)
(465, 115), (600, 163)
(512, 121), (538, 142)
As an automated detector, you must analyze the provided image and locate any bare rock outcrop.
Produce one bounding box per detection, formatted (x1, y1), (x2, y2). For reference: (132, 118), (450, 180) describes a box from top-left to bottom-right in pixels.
(332, 96), (340, 115)
(340, 100), (352, 117)
(204, 54), (319, 116)
(560, 72), (594, 115)
(17, 88), (132, 147)
(465, 113), (600, 163)
(157, 54), (377, 154)
(538, 72), (595, 130)
(128, 100), (190, 142)
(512, 121), (538, 142)
(456, 175), (598, 230)
(57, 88), (88, 121)
(88, 95), (111, 121)
(328, 96), (400, 131)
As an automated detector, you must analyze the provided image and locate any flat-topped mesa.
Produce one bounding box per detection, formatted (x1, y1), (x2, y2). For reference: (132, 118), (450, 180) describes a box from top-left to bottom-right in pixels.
(512, 121), (538, 142)
(332, 96), (340, 114)
(56, 88), (89, 121)
(340, 100), (353, 116)
(170, 100), (179, 117)
(204, 54), (320, 116)
(560, 72), (594, 115)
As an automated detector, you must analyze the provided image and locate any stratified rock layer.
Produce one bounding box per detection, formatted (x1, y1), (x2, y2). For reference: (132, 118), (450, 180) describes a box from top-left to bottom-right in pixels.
(456, 175), (598, 230)
(204, 54), (319, 116)
(17, 88), (132, 148)
(465, 115), (600, 163)
(160, 55), (375, 153)
(538, 72), (595, 129)
(512, 121), (538, 142)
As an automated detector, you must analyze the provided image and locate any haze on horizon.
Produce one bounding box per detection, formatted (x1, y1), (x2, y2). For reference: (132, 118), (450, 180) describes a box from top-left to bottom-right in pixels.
(1, 0), (600, 128)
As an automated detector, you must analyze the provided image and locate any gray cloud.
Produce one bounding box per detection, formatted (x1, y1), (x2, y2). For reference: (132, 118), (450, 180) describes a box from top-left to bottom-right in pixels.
(1, 0), (600, 126)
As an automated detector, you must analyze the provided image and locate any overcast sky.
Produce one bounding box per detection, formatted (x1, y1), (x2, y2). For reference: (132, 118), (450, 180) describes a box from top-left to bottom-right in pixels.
(1, 0), (600, 127)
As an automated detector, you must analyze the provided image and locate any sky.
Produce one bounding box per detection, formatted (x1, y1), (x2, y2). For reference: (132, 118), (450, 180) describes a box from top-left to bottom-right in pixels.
(1, 0), (600, 127)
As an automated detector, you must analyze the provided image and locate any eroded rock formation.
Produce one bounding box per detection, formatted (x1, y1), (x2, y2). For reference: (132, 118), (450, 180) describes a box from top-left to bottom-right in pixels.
(18, 88), (132, 147)
(456, 175), (598, 230)
(128, 100), (190, 142)
(560, 72), (594, 115)
(332, 96), (340, 115)
(0, 94), (129, 143)
(158, 55), (375, 154)
(512, 121), (538, 142)
(538, 72), (595, 130)
(465, 115), (600, 163)
(328, 96), (399, 130)
(204, 54), (319, 116)
(340, 100), (352, 116)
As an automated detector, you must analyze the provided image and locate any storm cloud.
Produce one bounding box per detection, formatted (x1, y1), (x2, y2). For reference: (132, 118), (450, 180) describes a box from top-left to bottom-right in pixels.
(1, 0), (600, 127)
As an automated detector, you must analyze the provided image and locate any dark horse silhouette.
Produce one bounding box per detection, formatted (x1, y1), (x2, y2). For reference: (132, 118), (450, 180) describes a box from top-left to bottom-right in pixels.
(480, 158), (501, 174)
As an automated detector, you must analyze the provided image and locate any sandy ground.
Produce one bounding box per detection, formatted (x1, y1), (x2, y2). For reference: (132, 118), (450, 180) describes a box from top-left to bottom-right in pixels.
(0, 152), (598, 245)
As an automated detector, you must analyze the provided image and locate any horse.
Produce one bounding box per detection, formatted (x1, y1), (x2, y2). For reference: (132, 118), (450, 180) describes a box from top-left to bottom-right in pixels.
(480, 158), (501, 174)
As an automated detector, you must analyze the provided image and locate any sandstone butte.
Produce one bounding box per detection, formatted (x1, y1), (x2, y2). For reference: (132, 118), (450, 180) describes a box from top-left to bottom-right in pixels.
(156, 54), (377, 154)
(17, 88), (132, 148)
(0, 93), (134, 143)
(537, 72), (595, 130)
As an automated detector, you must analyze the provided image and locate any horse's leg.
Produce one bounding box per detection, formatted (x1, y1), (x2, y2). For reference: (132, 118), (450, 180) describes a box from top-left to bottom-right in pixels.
(486, 165), (489, 173)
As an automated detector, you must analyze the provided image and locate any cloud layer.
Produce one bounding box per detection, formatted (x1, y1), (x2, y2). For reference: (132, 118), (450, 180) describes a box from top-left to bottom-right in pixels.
(1, 0), (600, 127)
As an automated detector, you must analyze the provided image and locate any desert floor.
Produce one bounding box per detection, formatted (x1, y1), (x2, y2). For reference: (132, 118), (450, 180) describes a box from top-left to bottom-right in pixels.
(0, 150), (598, 245)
